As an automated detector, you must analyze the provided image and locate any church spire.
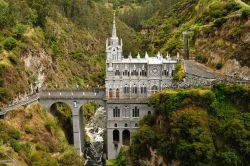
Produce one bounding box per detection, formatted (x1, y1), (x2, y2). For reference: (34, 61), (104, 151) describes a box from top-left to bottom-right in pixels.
(110, 12), (119, 46)
(112, 12), (117, 38)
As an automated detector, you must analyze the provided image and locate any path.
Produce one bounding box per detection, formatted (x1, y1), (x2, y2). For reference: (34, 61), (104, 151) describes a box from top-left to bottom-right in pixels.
(184, 60), (220, 79)
(184, 60), (250, 86)
(0, 94), (39, 116)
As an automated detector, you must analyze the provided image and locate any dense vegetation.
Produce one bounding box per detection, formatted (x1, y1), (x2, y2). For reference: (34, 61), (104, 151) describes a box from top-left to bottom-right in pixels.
(0, 103), (83, 165)
(131, 83), (250, 165)
(137, 0), (250, 71)
(0, 0), (140, 106)
(0, 0), (249, 164)
(0, 0), (249, 106)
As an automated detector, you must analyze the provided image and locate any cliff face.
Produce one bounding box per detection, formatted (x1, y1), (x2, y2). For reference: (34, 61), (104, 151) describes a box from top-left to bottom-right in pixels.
(195, 16), (250, 80)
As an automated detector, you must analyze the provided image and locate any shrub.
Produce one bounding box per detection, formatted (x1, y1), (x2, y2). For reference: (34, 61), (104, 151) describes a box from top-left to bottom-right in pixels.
(195, 55), (208, 64)
(210, 9), (226, 19)
(44, 123), (52, 133)
(241, 9), (250, 20)
(214, 18), (226, 28)
(218, 151), (242, 166)
(35, 143), (49, 152)
(0, 0), (10, 28)
(114, 147), (127, 166)
(225, 2), (240, 13)
(58, 148), (84, 165)
(31, 151), (58, 166)
(24, 124), (33, 134)
(85, 134), (90, 146)
(0, 88), (6, 100)
(12, 24), (27, 39)
(10, 129), (20, 140)
(215, 62), (223, 70)
(0, 64), (6, 76)
(7, 55), (17, 64)
(71, 51), (85, 61)
(10, 139), (21, 152)
(3, 37), (17, 51)
(173, 64), (185, 81)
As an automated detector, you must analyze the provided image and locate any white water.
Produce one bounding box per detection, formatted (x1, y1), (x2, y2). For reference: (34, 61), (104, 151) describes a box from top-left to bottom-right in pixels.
(84, 107), (106, 166)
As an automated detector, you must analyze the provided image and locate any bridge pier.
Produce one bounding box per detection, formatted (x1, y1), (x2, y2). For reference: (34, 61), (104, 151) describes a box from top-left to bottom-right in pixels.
(72, 106), (84, 156)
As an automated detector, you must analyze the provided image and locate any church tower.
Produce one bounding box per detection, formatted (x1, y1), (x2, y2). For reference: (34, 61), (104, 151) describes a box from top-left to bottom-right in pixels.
(106, 14), (123, 62)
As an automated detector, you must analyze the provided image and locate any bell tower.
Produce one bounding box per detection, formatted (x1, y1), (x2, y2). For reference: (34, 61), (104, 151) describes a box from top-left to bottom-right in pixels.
(106, 13), (123, 63)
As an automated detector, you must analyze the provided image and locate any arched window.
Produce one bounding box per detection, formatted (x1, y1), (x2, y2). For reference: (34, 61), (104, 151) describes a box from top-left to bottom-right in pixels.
(135, 123), (138, 127)
(125, 123), (128, 127)
(132, 86), (137, 94)
(122, 130), (130, 145)
(113, 130), (119, 142)
(123, 85), (129, 94)
(114, 123), (117, 127)
(109, 89), (112, 98)
(132, 106), (139, 117)
(113, 107), (120, 117)
(141, 84), (147, 94)
(124, 70), (128, 76)
(131, 70), (138, 76)
(162, 69), (168, 76)
(148, 111), (151, 115)
(151, 85), (158, 94)
(141, 69), (147, 76)
(131, 83), (137, 94)
(115, 70), (120, 76)
(116, 88), (120, 98)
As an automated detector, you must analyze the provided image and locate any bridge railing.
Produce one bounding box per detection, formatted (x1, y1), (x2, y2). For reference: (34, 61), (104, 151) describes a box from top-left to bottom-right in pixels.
(39, 89), (105, 99)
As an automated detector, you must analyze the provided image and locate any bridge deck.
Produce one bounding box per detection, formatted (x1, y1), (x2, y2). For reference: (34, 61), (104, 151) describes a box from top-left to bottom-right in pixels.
(39, 89), (105, 99)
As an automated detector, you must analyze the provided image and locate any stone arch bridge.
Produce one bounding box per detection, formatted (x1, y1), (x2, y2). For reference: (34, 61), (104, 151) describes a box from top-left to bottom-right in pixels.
(0, 89), (106, 155)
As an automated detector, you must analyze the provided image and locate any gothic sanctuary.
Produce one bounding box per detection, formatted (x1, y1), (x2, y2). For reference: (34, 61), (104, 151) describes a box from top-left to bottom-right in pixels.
(105, 16), (179, 159)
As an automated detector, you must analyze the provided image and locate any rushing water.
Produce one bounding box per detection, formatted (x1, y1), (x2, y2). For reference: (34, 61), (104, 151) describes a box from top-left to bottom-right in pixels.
(84, 107), (106, 166)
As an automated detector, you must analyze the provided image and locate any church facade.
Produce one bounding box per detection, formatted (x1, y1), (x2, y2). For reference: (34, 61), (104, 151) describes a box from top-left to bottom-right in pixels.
(105, 16), (178, 159)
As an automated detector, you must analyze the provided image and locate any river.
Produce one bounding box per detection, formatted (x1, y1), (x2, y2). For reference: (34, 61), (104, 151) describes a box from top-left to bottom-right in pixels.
(84, 107), (106, 166)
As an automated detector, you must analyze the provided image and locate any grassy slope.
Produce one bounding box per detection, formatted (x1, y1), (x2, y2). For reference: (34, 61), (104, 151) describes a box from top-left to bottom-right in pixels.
(0, 103), (83, 165)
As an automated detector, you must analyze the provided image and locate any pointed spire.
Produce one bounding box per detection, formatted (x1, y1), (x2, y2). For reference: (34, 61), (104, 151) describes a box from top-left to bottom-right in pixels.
(137, 52), (140, 59)
(145, 52), (149, 59)
(129, 52), (132, 60)
(157, 51), (161, 58)
(112, 12), (117, 38)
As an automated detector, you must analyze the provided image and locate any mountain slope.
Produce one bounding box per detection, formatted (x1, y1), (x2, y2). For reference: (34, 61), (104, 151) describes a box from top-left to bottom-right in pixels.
(138, 0), (250, 79)
(0, 0), (139, 106)
(0, 103), (83, 165)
